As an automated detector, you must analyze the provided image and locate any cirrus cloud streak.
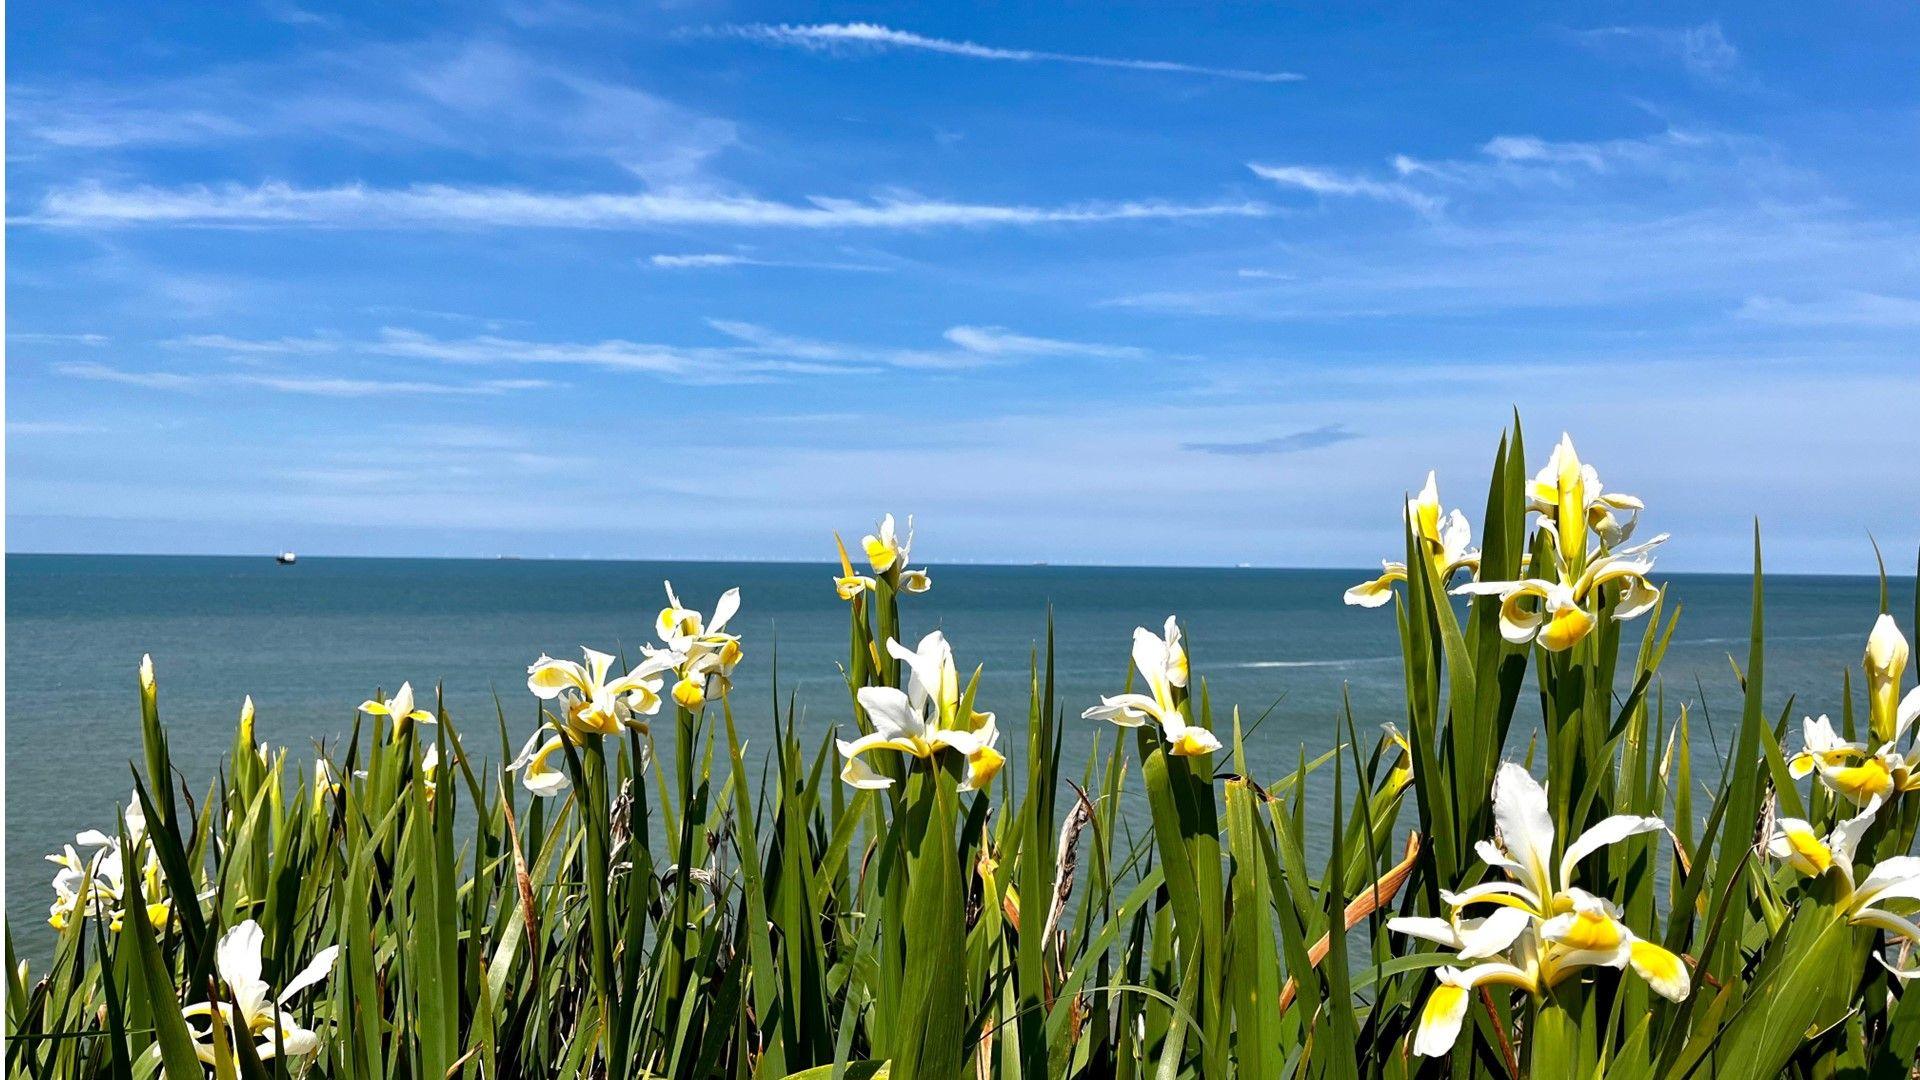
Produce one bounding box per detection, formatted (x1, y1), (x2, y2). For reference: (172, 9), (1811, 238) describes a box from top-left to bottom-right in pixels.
(29, 181), (1275, 232)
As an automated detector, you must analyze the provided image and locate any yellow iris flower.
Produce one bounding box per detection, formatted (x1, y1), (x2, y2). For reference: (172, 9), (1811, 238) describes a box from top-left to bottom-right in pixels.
(527, 646), (671, 737)
(47, 794), (175, 933)
(1787, 617), (1920, 809)
(358, 682), (437, 741)
(1390, 763), (1688, 1055)
(1452, 538), (1664, 652)
(1082, 616), (1220, 757)
(650, 582), (745, 712)
(1345, 472), (1483, 608)
(1767, 805), (1920, 979)
(1528, 433), (1645, 556)
(182, 921), (336, 1063)
(838, 631), (1003, 792)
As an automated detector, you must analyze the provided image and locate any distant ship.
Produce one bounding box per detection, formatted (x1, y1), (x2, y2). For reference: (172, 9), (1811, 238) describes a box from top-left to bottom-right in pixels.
(276, 551), (297, 565)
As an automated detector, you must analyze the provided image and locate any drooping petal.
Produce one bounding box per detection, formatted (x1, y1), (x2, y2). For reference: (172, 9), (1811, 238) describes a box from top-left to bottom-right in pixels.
(1613, 575), (1662, 621)
(1876, 950), (1920, 981)
(1385, 916), (1462, 949)
(1411, 963), (1534, 1057)
(1853, 856), (1920, 912)
(1082, 693), (1162, 728)
(1897, 686), (1920, 744)
(1558, 814), (1665, 888)
(526, 737), (573, 797)
(960, 743), (1005, 793)
(929, 726), (988, 758)
(276, 946), (339, 1005)
(1442, 880), (1546, 915)
(1344, 562), (1407, 608)
(1817, 753), (1896, 808)
(271, 1017), (322, 1057)
(1767, 818), (1835, 877)
(1628, 940), (1690, 1001)
(836, 739), (897, 790)
(526, 656), (590, 699)
(1164, 723), (1222, 757)
(834, 574), (876, 600)
(1411, 978), (1472, 1058)
(1459, 580), (1554, 645)
(1473, 839), (1527, 881)
(1454, 906), (1533, 960)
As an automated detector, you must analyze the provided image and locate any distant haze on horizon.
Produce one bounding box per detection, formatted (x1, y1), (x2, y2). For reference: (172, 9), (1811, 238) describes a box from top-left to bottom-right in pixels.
(7, 4), (1918, 574)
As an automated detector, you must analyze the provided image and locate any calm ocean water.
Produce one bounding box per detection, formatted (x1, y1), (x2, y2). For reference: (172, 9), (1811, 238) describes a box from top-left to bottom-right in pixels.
(5, 554), (1905, 938)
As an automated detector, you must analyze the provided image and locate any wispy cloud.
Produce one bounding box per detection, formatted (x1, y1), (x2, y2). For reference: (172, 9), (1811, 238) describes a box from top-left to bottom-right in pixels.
(8, 92), (251, 150)
(53, 362), (203, 391)
(235, 374), (555, 397)
(54, 360), (555, 397)
(707, 319), (1147, 370)
(1119, 125), (1876, 321)
(156, 319), (1148, 383)
(1575, 22), (1749, 87)
(8, 419), (112, 437)
(170, 333), (339, 354)
(30, 181), (1273, 231)
(259, 1), (334, 28)
(370, 328), (744, 377)
(1181, 422), (1361, 456)
(10, 39), (738, 186)
(1247, 164), (1441, 215)
(1736, 293), (1920, 329)
(8, 331), (111, 346)
(1395, 128), (1730, 184)
(941, 325), (1144, 359)
(722, 22), (1302, 83)
(646, 252), (891, 272)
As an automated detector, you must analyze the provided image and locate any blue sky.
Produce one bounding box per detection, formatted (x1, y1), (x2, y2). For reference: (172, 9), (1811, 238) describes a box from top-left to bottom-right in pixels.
(7, 3), (1918, 571)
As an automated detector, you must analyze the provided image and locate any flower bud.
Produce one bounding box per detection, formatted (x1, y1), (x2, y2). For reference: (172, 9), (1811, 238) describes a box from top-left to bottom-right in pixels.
(1867, 614), (1910, 744)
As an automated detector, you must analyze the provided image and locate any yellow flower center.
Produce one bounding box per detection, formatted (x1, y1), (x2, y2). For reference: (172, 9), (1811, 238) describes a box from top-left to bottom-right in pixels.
(1539, 605), (1596, 652)
(1784, 827), (1833, 872)
(672, 677), (707, 710)
(1557, 908), (1625, 951)
(1830, 758), (1894, 804)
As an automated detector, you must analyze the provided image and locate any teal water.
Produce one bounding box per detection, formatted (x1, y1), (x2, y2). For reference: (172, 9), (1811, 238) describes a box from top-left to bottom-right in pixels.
(5, 553), (1904, 939)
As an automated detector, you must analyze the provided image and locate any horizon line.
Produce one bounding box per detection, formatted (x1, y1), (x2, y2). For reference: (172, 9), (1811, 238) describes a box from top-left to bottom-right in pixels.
(6, 549), (1910, 580)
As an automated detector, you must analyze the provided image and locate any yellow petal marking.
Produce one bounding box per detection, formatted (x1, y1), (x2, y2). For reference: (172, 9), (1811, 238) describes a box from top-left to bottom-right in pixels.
(1539, 605), (1595, 652)
(1556, 908), (1626, 951)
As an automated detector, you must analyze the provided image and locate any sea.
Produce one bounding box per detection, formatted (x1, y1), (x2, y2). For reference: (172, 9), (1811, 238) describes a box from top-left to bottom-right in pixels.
(5, 553), (1906, 940)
